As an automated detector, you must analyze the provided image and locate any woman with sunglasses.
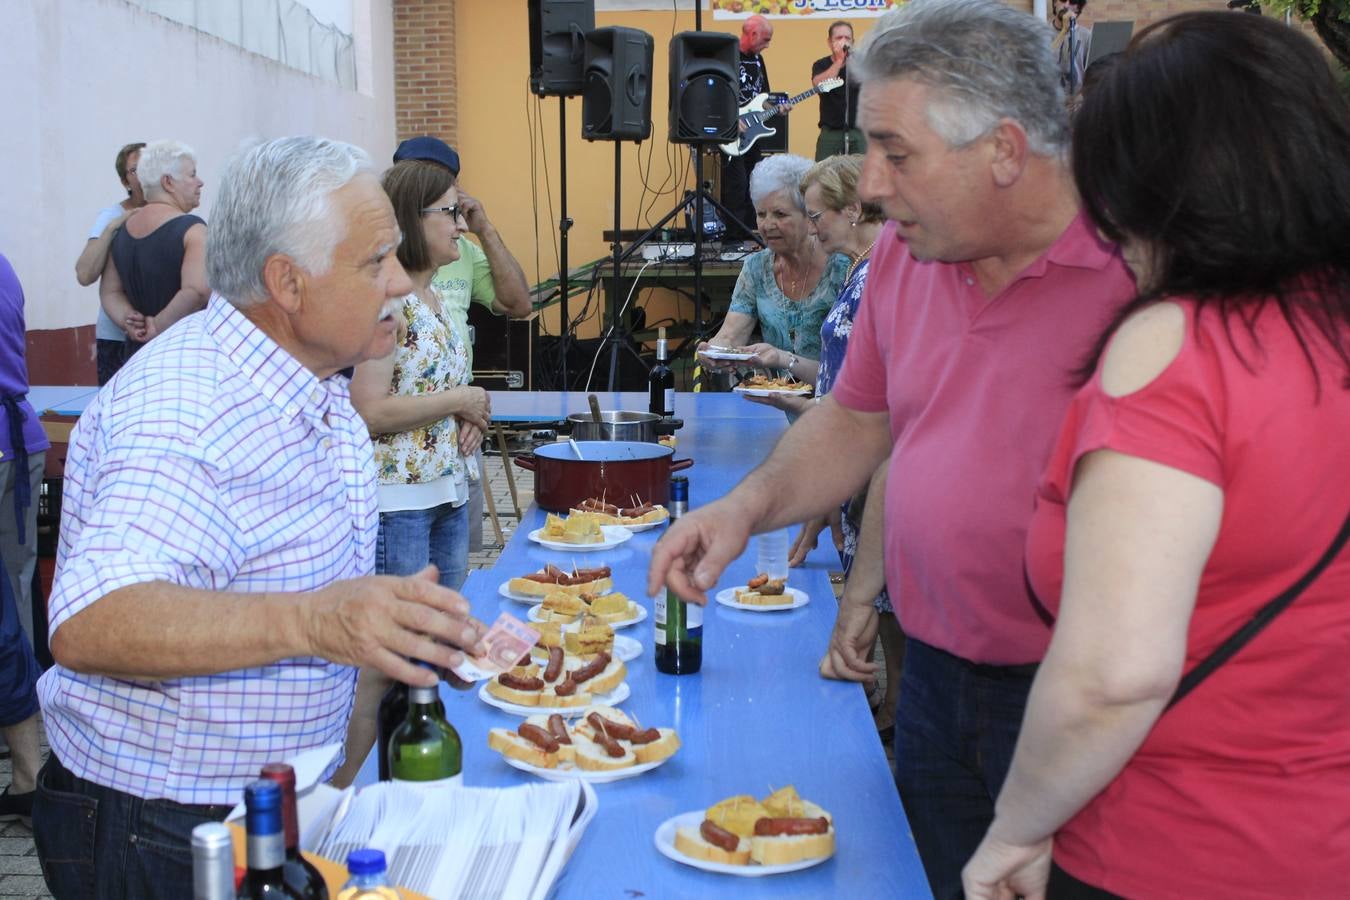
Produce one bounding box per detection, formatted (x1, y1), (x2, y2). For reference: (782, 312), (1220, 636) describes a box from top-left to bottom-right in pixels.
(350, 160), (490, 594)
(963, 11), (1350, 898)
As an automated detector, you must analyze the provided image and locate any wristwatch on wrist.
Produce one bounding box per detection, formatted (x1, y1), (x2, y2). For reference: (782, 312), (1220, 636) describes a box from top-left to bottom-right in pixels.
(785, 352), (798, 372)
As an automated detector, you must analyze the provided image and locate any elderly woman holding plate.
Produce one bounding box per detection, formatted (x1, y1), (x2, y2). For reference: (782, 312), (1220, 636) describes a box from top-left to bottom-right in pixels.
(700, 154), (848, 418)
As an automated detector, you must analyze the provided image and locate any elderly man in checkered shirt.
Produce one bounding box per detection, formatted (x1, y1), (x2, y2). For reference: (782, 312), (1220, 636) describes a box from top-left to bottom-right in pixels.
(30, 136), (488, 899)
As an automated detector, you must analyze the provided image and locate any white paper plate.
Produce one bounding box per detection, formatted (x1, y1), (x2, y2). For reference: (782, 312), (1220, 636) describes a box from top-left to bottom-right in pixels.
(501, 752), (668, 784)
(497, 580), (613, 605)
(733, 385), (814, 399)
(528, 525), (633, 552)
(618, 515), (668, 533)
(698, 347), (756, 362)
(478, 681), (630, 717)
(654, 811), (833, 876)
(714, 586), (810, 612)
(531, 633), (642, 663)
(528, 603), (648, 630)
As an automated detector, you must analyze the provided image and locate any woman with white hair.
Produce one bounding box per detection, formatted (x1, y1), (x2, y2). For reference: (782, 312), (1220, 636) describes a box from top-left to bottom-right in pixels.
(100, 139), (207, 354)
(700, 153), (848, 416)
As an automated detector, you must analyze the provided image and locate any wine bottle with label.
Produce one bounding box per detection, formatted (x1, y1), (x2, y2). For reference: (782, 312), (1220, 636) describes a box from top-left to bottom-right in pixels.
(648, 326), (675, 418)
(654, 586), (703, 675)
(376, 676), (450, 781)
(259, 763), (329, 899)
(240, 780), (300, 898)
(388, 663), (463, 786)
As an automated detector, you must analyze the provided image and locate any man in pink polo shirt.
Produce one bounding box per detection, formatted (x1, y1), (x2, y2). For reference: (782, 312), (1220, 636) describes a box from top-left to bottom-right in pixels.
(648, 1), (1135, 896)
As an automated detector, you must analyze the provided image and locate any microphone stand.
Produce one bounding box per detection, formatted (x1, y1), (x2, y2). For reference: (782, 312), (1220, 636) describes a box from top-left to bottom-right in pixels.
(841, 47), (852, 155)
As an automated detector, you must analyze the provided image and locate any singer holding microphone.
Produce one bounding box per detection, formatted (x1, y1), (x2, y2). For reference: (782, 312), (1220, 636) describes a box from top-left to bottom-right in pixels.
(1051, 0), (1092, 95)
(811, 21), (864, 161)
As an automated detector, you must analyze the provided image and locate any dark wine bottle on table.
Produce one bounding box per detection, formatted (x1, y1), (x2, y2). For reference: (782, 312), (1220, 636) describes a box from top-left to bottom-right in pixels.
(649, 326), (675, 417)
(259, 763), (329, 899)
(389, 663), (463, 786)
(655, 586), (703, 674)
(240, 780), (302, 898)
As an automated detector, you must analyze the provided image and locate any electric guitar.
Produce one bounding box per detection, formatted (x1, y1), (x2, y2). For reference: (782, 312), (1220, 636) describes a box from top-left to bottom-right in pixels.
(720, 77), (845, 158)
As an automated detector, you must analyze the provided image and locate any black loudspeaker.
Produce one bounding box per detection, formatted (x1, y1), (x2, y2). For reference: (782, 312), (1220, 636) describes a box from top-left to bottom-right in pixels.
(668, 31), (739, 144)
(528, 0), (595, 97)
(581, 27), (655, 142)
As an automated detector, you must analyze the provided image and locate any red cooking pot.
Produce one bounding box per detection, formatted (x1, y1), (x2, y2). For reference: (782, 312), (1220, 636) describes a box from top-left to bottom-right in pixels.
(514, 441), (694, 512)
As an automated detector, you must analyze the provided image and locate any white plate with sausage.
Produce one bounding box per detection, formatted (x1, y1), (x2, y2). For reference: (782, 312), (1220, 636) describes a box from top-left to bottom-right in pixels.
(617, 516), (668, 533)
(714, 586), (810, 612)
(501, 754), (668, 785)
(527, 603), (648, 630)
(528, 525), (633, 552)
(477, 681), (630, 717)
(530, 634), (642, 664)
(653, 811), (831, 876)
(497, 581), (613, 604)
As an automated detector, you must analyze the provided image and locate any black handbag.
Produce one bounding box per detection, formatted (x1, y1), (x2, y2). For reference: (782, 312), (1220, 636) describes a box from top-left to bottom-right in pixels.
(1166, 509), (1350, 710)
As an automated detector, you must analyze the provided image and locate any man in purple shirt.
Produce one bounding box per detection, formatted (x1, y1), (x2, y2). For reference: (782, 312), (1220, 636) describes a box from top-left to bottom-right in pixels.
(32, 137), (488, 899)
(0, 252), (47, 828)
(649, 2), (1135, 897)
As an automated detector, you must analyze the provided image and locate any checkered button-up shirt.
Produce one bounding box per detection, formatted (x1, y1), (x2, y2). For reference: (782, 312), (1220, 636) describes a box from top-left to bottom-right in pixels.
(38, 296), (377, 805)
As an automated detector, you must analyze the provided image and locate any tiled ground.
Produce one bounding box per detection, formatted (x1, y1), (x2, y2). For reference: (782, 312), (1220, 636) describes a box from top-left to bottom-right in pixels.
(0, 439), (894, 896)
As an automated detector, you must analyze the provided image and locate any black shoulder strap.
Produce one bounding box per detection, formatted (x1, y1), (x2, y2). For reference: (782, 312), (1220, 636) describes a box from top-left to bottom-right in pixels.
(1167, 508), (1350, 711)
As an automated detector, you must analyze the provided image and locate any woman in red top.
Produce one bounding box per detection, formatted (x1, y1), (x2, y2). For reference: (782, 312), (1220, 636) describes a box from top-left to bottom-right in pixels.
(964, 12), (1350, 899)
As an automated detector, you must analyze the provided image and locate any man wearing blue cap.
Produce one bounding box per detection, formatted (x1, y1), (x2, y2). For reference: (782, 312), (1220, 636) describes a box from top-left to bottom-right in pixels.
(392, 136), (532, 553)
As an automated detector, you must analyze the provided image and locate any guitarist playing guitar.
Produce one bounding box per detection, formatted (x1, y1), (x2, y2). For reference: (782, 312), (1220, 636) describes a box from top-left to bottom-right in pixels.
(720, 15), (774, 242)
(811, 21), (864, 161)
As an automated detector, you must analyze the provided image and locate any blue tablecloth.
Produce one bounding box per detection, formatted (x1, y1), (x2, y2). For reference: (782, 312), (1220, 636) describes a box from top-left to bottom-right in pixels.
(358, 394), (929, 898)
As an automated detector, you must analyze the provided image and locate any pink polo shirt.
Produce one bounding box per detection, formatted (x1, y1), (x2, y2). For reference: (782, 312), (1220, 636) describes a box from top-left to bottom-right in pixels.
(830, 215), (1134, 664)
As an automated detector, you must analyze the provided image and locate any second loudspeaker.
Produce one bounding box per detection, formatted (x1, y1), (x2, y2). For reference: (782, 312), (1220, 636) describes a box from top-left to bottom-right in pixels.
(668, 31), (739, 144)
(581, 27), (654, 142)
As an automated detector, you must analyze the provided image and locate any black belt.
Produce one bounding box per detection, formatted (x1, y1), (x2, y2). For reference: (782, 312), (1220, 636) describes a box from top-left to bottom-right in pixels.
(2, 394), (31, 544)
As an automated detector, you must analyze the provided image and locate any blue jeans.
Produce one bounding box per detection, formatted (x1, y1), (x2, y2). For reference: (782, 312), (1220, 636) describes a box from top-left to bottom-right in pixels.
(32, 755), (234, 900)
(895, 638), (1037, 900)
(376, 500), (470, 590)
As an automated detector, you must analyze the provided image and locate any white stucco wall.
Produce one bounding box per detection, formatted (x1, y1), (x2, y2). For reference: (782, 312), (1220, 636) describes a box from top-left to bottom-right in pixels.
(0, 0), (395, 331)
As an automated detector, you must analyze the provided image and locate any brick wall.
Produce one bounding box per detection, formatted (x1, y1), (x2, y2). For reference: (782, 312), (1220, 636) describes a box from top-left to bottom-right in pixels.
(393, 0), (458, 144)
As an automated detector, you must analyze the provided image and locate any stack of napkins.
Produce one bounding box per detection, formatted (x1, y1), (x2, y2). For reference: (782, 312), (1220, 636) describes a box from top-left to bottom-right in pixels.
(227, 745), (597, 900)
(315, 780), (596, 899)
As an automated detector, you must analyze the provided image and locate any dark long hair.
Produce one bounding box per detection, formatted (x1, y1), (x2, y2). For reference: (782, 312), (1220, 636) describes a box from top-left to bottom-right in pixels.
(1073, 11), (1350, 386)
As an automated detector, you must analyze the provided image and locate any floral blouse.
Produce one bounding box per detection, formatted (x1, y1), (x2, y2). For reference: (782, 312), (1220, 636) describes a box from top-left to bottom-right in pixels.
(816, 257), (869, 397)
(371, 289), (472, 487)
(728, 249), (849, 362)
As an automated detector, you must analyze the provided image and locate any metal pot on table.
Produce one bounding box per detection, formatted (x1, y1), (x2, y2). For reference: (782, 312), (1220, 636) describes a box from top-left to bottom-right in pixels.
(563, 410), (681, 443)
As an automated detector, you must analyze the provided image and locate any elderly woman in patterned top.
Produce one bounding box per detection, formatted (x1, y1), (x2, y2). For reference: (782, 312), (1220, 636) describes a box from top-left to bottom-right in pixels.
(699, 154), (848, 419)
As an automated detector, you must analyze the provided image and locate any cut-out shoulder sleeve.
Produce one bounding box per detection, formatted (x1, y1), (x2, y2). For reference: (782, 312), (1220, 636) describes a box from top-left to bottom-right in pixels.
(1100, 302), (1187, 398)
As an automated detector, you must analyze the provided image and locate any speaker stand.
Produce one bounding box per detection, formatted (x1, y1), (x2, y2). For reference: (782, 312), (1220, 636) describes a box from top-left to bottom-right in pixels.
(556, 96), (574, 388)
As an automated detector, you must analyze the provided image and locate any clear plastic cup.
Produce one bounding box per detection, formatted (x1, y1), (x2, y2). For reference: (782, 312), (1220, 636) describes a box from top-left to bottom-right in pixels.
(756, 528), (791, 580)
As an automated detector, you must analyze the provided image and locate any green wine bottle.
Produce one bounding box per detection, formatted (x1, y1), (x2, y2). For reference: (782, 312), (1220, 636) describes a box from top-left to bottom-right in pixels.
(388, 666), (462, 786)
(654, 587), (703, 675)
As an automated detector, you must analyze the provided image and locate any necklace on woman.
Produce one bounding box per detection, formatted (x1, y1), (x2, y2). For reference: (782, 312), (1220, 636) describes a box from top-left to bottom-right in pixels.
(846, 238), (877, 283)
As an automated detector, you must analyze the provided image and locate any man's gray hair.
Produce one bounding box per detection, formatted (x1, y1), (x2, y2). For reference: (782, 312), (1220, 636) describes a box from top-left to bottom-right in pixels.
(749, 154), (814, 211)
(206, 136), (373, 308)
(851, 0), (1068, 156)
(136, 140), (196, 199)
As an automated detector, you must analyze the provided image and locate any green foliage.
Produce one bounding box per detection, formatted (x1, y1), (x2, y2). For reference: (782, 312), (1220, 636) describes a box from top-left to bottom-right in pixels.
(1264, 0), (1350, 21)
